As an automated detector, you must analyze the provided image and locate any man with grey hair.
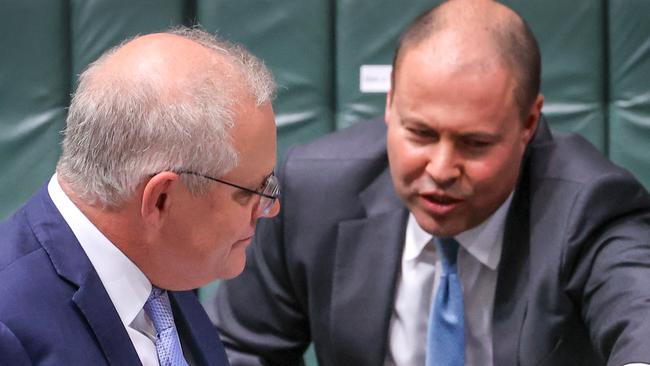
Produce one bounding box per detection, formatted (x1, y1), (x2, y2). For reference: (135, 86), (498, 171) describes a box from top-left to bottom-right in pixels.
(0, 27), (278, 365)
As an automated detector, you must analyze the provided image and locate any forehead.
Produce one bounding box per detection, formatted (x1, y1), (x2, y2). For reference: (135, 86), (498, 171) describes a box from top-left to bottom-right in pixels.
(392, 42), (519, 129)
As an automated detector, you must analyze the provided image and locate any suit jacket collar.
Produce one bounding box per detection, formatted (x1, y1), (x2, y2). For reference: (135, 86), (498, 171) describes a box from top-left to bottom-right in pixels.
(330, 168), (408, 366)
(22, 184), (229, 365)
(528, 114), (553, 149)
(171, 291), (230, 366)
(358, 166), (404, 216)
(25, 184), (142, 365)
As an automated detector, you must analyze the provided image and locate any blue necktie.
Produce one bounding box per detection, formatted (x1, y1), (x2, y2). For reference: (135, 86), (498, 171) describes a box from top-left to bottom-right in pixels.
(426, 237), (464, 366)
(144, 287), (189, 366)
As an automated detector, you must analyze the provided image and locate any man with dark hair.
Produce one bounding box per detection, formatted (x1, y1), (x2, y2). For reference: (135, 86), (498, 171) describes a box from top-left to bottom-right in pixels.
(213, 1), (650, 365)
(0, 28), (279, 365)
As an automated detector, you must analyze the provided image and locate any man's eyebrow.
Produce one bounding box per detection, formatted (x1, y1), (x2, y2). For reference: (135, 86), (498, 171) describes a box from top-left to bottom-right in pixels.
(458, 131), (502, 140)
(400, 117), (431, 127)
(401, 119), (501, 138)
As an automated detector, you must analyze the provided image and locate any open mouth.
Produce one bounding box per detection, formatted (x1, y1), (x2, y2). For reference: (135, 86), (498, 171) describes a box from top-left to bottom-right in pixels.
(423, 193), (462, 204)
(419, 193), (463, 216)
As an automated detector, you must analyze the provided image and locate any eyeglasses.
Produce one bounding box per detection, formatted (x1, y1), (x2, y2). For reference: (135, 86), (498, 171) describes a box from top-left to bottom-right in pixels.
(176, 170), (280, 216)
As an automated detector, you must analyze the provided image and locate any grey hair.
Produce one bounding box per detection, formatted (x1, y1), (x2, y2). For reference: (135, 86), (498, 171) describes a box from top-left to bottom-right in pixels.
(56, 27), (276, 208)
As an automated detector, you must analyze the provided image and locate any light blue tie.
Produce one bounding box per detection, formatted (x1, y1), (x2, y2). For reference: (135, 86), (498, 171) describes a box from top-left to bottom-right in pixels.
(426, 237), (464, 366)
(144, 287), (189, 366)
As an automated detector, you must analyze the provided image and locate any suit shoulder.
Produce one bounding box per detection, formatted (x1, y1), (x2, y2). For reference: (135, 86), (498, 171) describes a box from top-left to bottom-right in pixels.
(288, 118), (387, 161)
(280, 118), (389, 190)
(531, 132), (641, 185)
(527, 131), (650, 230)
(0, 208), (43, 273)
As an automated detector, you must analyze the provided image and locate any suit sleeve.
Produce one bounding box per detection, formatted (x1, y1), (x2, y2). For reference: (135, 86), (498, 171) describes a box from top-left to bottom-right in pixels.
(565, 172), (650, 365)
(212, 146), (309, 366)
(0, 321), (32, 365)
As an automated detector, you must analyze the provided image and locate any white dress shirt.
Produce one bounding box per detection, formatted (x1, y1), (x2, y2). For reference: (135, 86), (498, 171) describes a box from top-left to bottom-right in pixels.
(385, 193), (513, 366)
(384, 193), (650, 366)
(48, 174), (161, 366)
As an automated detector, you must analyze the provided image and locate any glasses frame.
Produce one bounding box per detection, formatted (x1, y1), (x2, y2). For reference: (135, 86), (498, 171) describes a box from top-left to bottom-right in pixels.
(175, 170), (280, 215)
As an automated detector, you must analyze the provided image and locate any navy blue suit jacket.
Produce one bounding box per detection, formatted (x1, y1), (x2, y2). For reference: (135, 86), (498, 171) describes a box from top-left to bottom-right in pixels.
(0, 185), (229, 365)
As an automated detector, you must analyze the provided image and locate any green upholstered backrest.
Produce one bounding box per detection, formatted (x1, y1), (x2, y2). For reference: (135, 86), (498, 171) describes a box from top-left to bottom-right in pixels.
(335, 0), (441, 129)
(607, 0), (650, 189)
(0, 0), (68, 219)
(196, 0), (335, 158)
(2, 0), (649, 220)
(504, 0), (608, 149)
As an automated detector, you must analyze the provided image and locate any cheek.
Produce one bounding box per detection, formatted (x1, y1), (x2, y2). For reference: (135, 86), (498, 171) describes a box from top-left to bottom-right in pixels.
(387, 134), (428, 181)
(468, 154), (505, 178)
(207, 216), (251, 279)
(466, 149), (522, 197)
(207, 205), (254, 243)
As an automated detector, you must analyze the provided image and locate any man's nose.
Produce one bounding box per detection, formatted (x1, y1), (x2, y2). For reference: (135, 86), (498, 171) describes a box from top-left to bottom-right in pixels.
(425, 142), (460, 188)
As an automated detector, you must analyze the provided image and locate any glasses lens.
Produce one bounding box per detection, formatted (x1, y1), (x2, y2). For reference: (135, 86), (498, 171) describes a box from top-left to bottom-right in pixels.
(259, 197), (271, 216)
(259, 174), (279, 215)
(263, 174), (280, 198)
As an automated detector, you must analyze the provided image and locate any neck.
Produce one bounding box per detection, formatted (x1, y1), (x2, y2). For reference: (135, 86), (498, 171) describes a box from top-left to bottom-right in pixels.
(58, 177), (148, 269)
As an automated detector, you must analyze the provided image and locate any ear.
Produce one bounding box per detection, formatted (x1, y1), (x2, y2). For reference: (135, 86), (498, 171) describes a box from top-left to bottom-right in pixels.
(385, 88), (394, 126)
(141, 172), (179, 228)
(522, 94), (544, 144)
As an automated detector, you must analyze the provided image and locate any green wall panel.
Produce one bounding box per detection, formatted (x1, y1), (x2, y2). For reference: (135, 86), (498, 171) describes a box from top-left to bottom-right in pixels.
(335, 0), (439, 129)
(70, 0), (187, 89)
(0, 0), (648, 251)
(0, 0), (69, 219)
(608, 0), (650, 189)
(197, 0), (335, 158)
(501, 0), (607, 150)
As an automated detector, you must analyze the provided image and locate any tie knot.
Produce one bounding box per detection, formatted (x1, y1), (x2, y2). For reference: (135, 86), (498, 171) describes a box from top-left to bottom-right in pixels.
(434, 237), (460, 273)
(144, 287), (175, 334)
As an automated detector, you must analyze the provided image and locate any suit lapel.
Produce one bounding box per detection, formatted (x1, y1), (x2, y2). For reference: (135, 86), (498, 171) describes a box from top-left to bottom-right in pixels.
(492, 177), (530, 366)
(492, 119), (553, 365)
(27, 185), (141, 365)
(329, 169), (408, 366)
(73, 276), (142, 365)
(169, 291), (230, 366)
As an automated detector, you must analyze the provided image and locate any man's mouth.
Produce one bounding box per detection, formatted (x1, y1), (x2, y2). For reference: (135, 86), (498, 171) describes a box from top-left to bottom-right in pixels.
(422, 192), (462, 204)
(418, 192), (463, 216)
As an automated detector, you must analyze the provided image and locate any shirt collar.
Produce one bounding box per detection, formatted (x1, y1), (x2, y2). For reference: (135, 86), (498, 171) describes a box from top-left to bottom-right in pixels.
(403, 213), (434, 261)
(404, 191), (514, 270)
(48, 174), (152, 328)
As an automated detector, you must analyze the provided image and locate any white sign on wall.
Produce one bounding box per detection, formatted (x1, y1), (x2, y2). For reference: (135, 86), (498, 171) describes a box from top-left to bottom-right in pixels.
(359, 64), (392, 93)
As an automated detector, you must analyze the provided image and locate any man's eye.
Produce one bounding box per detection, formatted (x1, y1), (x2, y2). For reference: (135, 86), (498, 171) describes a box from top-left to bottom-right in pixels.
(407, 128), (434, 138)
(234, 190), (255, 205)
(463, 139), (492, 148)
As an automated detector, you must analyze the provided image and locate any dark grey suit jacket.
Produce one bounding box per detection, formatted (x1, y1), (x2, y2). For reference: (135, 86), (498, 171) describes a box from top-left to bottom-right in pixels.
(213, 118), (650, 366)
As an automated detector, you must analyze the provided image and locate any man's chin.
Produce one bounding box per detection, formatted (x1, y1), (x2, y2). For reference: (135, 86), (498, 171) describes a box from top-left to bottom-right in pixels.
(413, 209), (466, 237)
(218, 257), (247, 280)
